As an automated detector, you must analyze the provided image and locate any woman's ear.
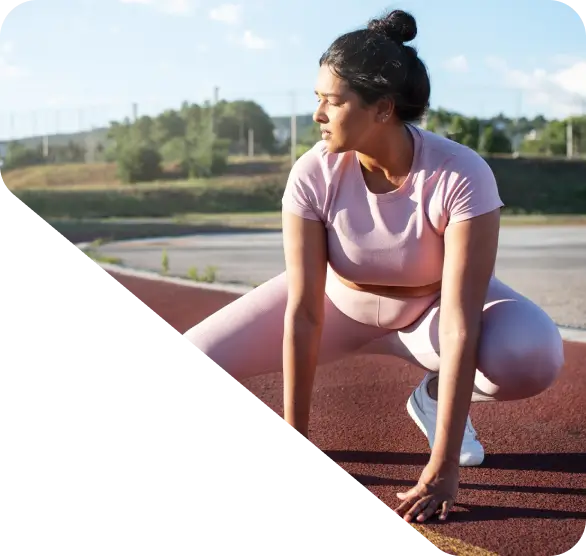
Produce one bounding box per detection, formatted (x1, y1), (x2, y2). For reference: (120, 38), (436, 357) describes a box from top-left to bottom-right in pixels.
(375, 97), (395, 123)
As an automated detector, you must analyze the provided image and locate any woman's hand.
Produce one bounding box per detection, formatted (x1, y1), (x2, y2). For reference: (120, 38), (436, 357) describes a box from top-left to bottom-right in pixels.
(282, 212), (328, 443)
(394, 462), (459, 523)
(393, 209), (500, 524)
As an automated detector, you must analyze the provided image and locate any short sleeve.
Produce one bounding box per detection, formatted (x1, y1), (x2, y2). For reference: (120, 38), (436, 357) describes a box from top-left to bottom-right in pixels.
(281, 146), (325, 222)
(444, 155), (504, 224)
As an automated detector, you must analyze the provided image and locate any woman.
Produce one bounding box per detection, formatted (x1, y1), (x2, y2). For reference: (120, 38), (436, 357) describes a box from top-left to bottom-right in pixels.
(184, 10), (564, 523)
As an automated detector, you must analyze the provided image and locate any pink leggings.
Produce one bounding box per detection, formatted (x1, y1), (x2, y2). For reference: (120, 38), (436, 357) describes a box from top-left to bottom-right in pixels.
(183, 272), (564, 402)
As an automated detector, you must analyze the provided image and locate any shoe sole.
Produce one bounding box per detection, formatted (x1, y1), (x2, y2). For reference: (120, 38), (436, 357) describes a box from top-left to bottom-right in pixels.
(406, 392), (485, 467)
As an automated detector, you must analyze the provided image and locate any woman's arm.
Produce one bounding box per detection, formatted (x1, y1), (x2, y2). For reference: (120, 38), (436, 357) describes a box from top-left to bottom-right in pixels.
(282, 211), (328, 438)
(430, 208), (501, 467)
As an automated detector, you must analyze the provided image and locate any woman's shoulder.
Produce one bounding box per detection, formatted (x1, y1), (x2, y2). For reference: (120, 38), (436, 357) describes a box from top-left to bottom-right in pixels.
(415, 127), (503, 223)
(283, 141), (352, 222)
(291, 140), (350, 182)
(418, 127), (495, 181)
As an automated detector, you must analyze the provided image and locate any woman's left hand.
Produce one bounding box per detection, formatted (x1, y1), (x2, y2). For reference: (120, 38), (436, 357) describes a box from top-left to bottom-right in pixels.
(394, 462), (459, 523)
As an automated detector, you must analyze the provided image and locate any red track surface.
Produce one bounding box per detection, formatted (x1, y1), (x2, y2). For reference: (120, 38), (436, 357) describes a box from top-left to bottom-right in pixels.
(109, 271), (586, 556)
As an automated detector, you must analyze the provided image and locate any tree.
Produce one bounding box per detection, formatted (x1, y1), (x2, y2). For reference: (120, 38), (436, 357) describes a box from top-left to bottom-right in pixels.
(48, 140), (86, 164)
(447, 115), (480, 149)
(519, 120), (566, 156)
(570, 116), (586, 156)
(214, 100), (276, 154)
(2, 141), (44, 170)
(117, 143), (162, 183)
(182, 107), (229, 178)
(151, 109), (185, 146)
(479, 125), (512, 154)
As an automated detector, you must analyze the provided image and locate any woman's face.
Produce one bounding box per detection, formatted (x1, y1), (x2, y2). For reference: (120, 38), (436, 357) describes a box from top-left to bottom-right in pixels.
(313, 64), (389, 153)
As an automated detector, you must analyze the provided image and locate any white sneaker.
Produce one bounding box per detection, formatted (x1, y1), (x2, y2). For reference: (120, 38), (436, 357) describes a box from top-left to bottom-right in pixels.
(406, 373), (485, 467)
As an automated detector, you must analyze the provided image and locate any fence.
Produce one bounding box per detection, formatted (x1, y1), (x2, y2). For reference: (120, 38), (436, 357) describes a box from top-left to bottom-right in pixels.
(1, 85), (585, 167)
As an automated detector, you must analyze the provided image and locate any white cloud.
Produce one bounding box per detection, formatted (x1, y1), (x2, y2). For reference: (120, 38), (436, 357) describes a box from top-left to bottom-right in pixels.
(0, 42), (26, 79)
(552, 61), (586, 98)
(444, 55), (468, 73)
(209, 3), (242, 25)
(485, 56), (586, 118)
(242, 30), (270, 50)
(118, 0), (196, 15)
(550, 54), (582, 67)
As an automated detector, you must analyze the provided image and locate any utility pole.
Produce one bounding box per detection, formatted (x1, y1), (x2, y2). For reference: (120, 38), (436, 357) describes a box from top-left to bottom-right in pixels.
(211, 86), (219, 135)
(576, 98), (586, 156)
(239, 105), (244, 154)
(478, 104), (484, 149)
(290, 90), (297, 167)
(513, 90), (523, 156)
(132, 102), (138, 121)
(86, 130), (94, 164)
(566, 118), (573, 159)
(248, 128), (254, 157)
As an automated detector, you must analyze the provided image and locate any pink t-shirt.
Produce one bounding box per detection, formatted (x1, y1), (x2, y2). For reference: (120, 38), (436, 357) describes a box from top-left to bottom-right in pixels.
(282, 124), (504, 288)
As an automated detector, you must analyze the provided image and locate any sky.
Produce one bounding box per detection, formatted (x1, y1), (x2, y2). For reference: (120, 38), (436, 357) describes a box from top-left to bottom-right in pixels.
(0, 0), (585, 139)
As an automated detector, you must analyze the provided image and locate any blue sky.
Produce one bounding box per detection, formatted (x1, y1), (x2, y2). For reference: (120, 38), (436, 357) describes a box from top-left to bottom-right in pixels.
(0, 0), (585, 139)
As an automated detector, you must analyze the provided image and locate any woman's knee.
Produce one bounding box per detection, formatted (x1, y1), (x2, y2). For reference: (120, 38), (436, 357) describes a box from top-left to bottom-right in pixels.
(476, 299), (564, 401)
(181, 274), (289, 379)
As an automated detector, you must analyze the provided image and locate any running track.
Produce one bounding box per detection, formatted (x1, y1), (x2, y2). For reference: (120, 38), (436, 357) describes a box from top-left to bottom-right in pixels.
(108, 270), (586, 556)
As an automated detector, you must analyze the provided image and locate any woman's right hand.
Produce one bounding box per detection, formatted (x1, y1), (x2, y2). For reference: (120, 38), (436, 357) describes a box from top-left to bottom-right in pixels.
(282, 310), (322, 438)
(281, 211), (328, 440)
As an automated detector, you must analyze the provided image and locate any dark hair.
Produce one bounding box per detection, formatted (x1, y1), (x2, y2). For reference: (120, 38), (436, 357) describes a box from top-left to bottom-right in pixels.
(319, 10), (430, 123)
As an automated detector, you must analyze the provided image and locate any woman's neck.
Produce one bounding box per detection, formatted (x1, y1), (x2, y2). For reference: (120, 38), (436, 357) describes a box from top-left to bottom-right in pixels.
(356, 123), (415, 187)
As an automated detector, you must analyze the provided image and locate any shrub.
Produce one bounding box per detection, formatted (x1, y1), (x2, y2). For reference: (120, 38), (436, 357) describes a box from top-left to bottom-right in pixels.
(117, 144), (162, 183)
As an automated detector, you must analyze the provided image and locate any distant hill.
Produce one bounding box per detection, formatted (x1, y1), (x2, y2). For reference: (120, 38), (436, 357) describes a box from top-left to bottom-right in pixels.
(0, 114), (315, 152)
(0, 128), (111, 150)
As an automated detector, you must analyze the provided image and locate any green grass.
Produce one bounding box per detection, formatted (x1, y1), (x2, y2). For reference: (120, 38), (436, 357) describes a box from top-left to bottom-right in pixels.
(500, 214), (586, 226)
(2, 155), (290, 190)
(172, 211), (282, 227)
(83, 249), (122, 265)
(9, 154), (586, 224)
(187, 265), (218, 283)
(14, 174), (288, 219)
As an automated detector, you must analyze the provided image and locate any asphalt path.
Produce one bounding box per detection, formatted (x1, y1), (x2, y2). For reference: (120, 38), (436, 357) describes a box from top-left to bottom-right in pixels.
(96, 226), (586, 328)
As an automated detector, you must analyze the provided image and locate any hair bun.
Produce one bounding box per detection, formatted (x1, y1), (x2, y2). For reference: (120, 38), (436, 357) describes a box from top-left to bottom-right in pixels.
(368, 10), (417, 44)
